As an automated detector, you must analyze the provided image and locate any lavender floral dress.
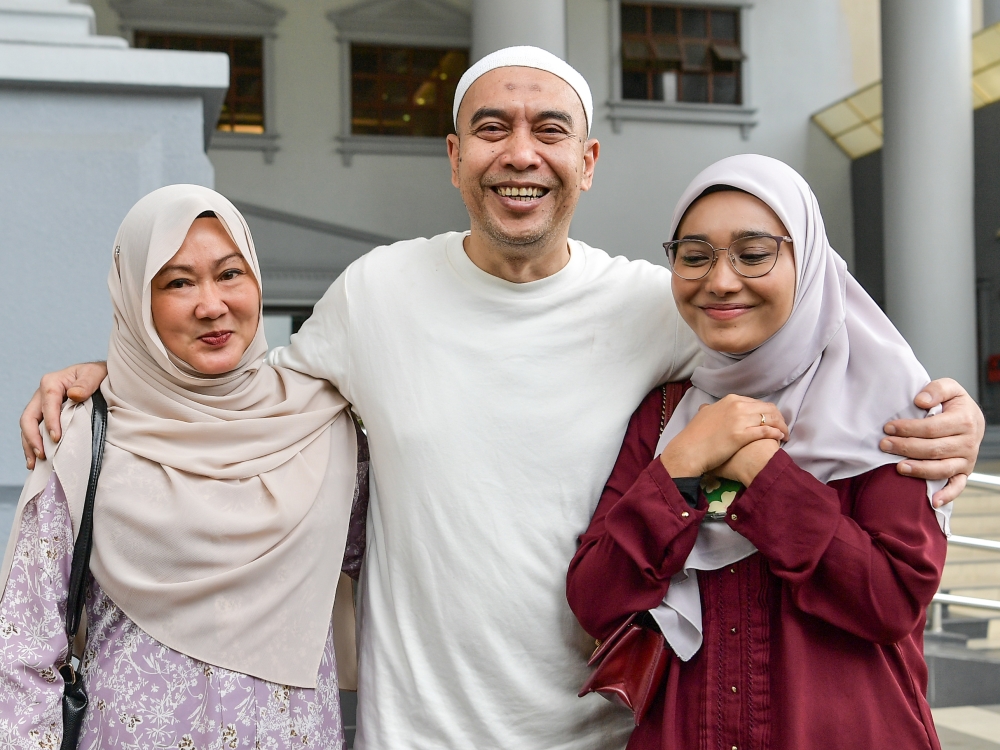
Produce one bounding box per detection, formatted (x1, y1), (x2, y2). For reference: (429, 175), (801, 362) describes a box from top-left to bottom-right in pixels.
(0, 475), (349, 750)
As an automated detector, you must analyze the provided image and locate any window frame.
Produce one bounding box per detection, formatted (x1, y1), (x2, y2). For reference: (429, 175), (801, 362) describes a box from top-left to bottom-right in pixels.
(328, 0), (471, 166)
(608, 0), (757, 138)
(111, 0), (283, 162)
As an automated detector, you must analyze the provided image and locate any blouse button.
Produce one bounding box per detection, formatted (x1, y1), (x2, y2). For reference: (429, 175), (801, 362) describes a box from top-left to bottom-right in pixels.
(730, 627), (737, 634)
(731, 513), (738, 521)
(681, 511), (690, 518)
(729, 567), (736, 574)
(732, 686), (738, 693)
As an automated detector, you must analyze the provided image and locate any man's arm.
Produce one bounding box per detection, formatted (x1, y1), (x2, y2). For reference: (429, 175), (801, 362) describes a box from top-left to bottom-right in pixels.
(881, 378), (985, 507)
(21, 362), (107, 469)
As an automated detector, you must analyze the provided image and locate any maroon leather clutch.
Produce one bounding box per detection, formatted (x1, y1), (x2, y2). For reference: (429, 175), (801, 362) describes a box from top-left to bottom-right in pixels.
(578, 612), (669, 726)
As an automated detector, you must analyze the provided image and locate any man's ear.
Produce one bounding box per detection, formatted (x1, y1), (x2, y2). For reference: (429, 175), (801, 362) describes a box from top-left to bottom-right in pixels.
(447, 134), (461, 189)
(580, 138), (600, 192)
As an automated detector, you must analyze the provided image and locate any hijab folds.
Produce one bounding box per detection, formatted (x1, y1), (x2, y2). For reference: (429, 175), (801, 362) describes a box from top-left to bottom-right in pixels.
(650, 154), (950, 660)
(2, 185), (356, 688)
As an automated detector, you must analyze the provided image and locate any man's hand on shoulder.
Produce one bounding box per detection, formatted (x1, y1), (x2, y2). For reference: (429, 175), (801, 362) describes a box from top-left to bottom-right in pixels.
(880, 377), (985, 507)
(21, 362), (108, 469)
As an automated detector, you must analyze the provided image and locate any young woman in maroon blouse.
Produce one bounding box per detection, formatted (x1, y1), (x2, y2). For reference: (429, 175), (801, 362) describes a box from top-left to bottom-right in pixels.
(567, 154), (949, 750)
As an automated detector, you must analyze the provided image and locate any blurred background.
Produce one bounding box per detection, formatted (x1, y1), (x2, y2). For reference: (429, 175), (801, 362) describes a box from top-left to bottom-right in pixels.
(3, 1), (1000, 745)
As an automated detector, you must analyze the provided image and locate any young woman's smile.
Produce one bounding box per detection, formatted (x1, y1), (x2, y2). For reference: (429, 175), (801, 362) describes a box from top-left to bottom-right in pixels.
(671, 190), (796, 354)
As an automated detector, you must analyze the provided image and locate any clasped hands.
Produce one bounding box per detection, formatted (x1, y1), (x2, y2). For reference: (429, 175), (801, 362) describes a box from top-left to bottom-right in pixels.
(660, 395), (788, 488)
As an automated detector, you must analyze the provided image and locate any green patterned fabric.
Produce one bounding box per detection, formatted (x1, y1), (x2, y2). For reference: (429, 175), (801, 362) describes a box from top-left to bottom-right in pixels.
(700, 474), (744, 515)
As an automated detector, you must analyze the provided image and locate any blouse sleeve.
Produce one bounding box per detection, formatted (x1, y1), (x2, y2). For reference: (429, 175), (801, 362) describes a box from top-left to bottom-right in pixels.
(0, 472), (73, 744)
(728, 451), (947, 644)
(567, 386), (705, 641)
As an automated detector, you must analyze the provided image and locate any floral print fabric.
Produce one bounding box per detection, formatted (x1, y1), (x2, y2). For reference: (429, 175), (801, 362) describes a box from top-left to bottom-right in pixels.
(0, 474), (346, 750)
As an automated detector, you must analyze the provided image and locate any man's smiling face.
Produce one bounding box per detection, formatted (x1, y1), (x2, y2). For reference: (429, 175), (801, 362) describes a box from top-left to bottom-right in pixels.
(447, 66), (597, 253)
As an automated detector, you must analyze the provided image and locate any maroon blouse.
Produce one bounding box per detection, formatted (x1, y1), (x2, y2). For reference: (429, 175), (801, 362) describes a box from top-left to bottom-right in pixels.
(567, 385), (947, 750)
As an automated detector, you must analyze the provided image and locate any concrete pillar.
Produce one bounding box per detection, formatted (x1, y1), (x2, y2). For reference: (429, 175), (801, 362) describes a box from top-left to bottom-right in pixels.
(471, 0), (565, 62)
(880, 1), (978, 395)
(986, 0), (1000, 28)
(0, 0), (229, 486)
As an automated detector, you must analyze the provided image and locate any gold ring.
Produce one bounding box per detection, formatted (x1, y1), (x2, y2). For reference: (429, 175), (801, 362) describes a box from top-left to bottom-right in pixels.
(760, 413), (767, 426)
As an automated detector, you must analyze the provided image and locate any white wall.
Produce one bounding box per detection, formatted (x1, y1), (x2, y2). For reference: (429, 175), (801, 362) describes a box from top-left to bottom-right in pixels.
(0, 92), (214, 486)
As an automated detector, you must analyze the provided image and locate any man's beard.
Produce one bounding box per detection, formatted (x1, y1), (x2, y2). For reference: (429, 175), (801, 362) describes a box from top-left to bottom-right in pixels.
(477, 210), (550, 249)
(472, 183), (559, 252)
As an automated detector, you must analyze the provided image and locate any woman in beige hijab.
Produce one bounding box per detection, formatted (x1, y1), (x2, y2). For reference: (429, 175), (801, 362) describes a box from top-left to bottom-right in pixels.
(0, 185), (362, 749)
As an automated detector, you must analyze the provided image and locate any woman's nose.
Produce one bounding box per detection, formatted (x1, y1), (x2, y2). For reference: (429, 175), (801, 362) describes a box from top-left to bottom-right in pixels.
(703, 253), (744, 295)
(195, 283), (228, 319)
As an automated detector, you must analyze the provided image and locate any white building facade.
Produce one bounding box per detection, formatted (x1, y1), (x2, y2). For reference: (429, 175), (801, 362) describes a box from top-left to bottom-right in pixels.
(2, 0), (987, 483)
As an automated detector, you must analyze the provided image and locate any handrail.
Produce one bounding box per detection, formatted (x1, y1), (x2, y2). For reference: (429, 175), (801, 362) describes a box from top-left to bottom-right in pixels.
(968, 472), (1000, 489)
(933, 593), (1000, 613)
(930, 593), (1000, 633)
(948, 535), (1000, 552)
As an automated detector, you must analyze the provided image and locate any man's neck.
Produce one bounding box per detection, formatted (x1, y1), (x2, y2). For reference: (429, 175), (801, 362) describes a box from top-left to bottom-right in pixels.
(462, 230), (571, 284)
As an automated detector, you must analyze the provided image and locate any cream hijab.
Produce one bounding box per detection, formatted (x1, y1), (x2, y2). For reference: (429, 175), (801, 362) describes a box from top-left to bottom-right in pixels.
(2, 185), (356, 688)
(649, 154), (949, 660)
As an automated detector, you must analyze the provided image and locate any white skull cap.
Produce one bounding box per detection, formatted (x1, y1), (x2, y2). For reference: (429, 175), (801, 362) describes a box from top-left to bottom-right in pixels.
(452, 46), (594, 136)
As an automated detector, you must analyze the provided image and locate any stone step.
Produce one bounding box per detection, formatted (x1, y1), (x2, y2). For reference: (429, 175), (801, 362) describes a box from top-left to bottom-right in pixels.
(950, 490), (1000, 515)
(925, 641), (1000, 707)
(950, 515), (1000, 535)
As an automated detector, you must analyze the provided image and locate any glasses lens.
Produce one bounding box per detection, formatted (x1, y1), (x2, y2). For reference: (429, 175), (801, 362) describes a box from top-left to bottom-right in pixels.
(667, 240), (715, 279)
(730, 236), (779, 277)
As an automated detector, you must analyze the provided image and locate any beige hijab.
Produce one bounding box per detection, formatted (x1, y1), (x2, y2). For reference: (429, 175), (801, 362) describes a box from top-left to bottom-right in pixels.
(2, 185), (356, 688)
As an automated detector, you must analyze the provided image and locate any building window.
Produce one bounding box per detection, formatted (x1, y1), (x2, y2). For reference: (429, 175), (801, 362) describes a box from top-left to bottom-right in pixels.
(620, 3), (742, 105)
(350, 45), (468, 138)
(135, 32), (265, 134)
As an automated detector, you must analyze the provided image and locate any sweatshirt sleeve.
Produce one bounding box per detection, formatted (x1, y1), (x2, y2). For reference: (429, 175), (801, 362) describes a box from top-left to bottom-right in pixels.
(567, 387), (705, 640)
(727, 451), (947, 644)
(0, 472), (73, 744)
(267, 267), (353, 401)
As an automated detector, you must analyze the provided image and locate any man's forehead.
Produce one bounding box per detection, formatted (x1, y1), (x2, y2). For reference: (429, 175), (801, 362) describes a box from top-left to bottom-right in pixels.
(460, 67), (585, 121)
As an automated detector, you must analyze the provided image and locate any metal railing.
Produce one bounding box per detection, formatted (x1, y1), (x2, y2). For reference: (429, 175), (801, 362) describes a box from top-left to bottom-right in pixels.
(928, 473), (1000, 632)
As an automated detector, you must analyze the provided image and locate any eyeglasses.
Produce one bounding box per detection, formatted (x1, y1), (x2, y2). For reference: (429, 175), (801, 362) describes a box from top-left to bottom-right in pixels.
(663, 234), (792, 280)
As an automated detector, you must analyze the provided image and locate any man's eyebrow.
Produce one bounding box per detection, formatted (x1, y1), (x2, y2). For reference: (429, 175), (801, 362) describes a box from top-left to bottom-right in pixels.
(469, 107), (511, 125)
(535, 109), (574, 126)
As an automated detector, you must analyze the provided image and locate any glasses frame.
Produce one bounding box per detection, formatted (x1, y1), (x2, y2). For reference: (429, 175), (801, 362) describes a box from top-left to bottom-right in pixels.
(662, 234), (792, 280)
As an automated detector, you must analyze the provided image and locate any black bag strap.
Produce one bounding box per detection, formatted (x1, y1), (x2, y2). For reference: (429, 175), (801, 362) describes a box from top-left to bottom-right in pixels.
(65, 390), (108, 642)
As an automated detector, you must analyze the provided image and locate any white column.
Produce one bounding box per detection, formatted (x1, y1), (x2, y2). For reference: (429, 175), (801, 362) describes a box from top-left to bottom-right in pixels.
(471, 0), (566, 61)
(880, 0), (978, 395)
(986, 0), (1000, 28)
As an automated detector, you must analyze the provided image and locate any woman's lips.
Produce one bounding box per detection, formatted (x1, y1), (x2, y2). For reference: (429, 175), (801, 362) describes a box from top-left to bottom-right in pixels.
(199, 331), (233, 347)
(701, 304), (754, 321)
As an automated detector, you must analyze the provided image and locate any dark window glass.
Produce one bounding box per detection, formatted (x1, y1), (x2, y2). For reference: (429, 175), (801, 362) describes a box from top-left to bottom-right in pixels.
(621, 4), (648, 34)
(620, 4), (741, 105)
(713, 75), (738, 104)
(350, 44), (469, 137)
(681, 73), (709, 102)
(622, 70), (649, 100)
(135, 32), (265, 133)
(681, 9), (707, 37)
(711, 11), (738, 41)
(651, 6), (676, 35)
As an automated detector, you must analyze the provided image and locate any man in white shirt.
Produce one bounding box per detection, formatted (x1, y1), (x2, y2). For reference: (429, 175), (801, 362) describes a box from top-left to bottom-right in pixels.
(21, 48), (984, 750)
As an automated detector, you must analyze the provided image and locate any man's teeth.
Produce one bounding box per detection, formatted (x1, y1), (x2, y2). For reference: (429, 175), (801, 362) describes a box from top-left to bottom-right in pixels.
(495, 186), (547, 200)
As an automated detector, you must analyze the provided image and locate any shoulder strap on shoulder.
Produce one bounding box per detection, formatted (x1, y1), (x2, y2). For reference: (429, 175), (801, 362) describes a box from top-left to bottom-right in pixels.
(65, 389), (107, 640)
